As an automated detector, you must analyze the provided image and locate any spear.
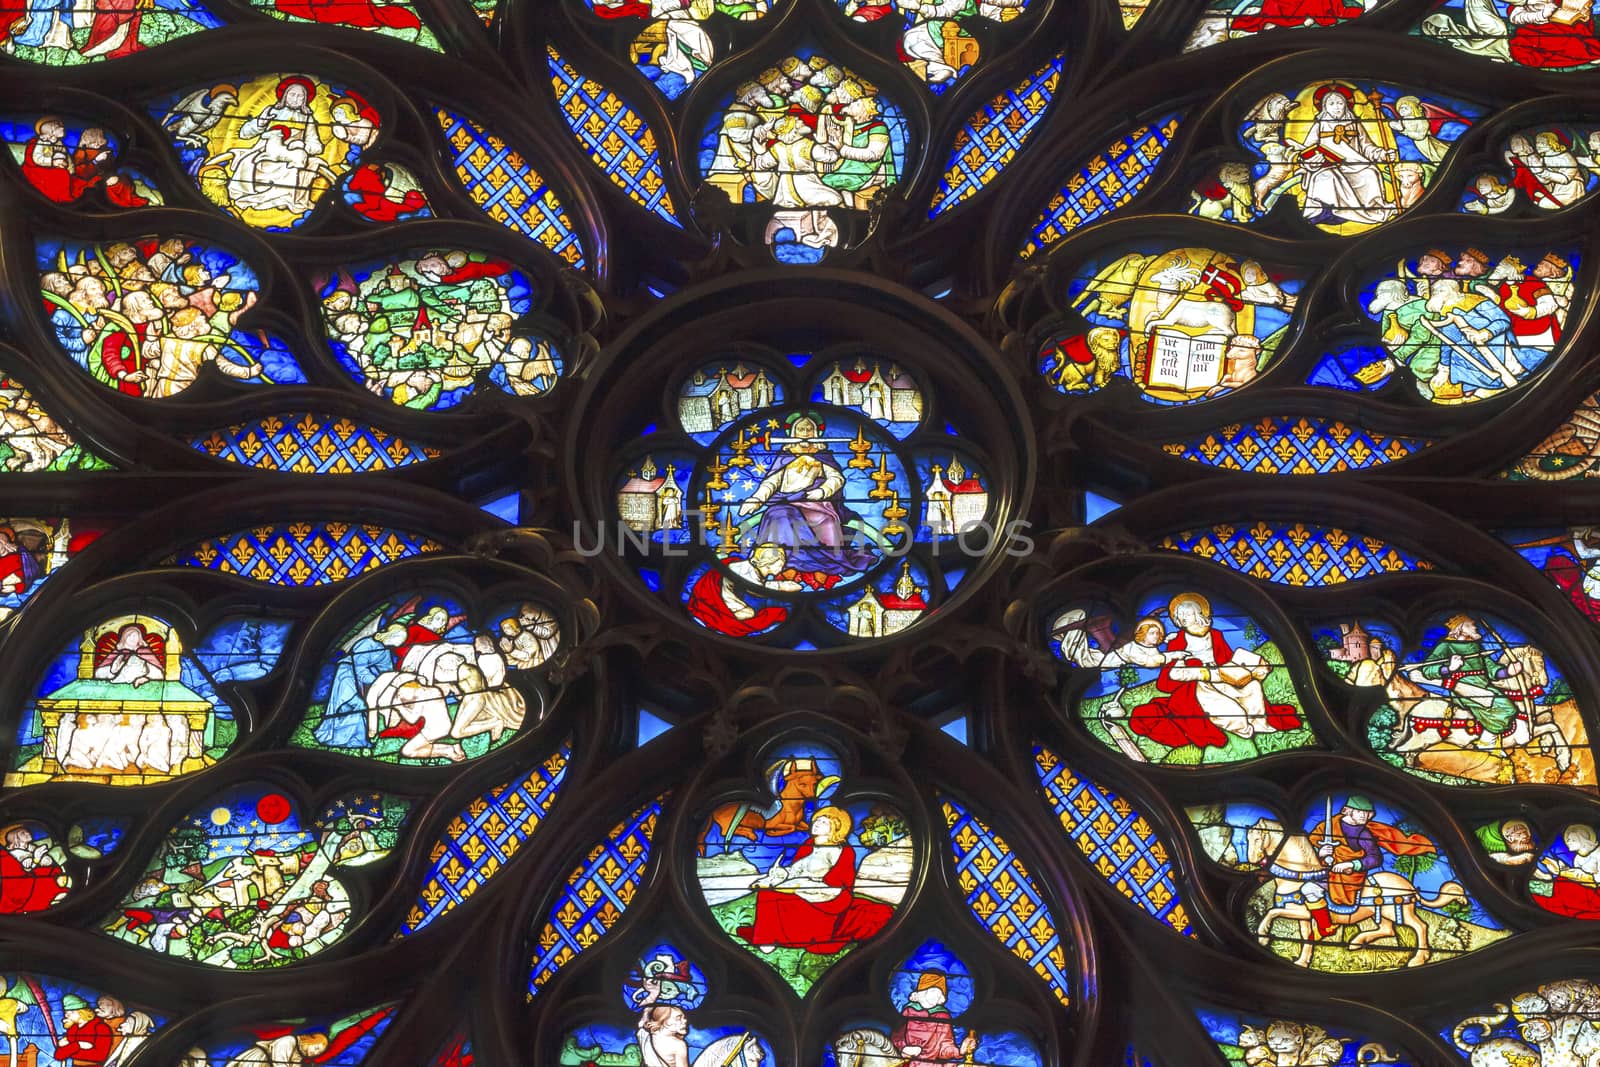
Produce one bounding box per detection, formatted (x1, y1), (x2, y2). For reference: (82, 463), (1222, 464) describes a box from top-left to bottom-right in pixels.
(21, 978), (57, 1052)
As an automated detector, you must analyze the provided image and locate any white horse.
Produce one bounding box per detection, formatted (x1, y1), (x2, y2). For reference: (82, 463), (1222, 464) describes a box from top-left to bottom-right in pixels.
(830, 1029), (901, 1067)
(692, 1033), (766, 1067)
(1245, 817), (1466, 969)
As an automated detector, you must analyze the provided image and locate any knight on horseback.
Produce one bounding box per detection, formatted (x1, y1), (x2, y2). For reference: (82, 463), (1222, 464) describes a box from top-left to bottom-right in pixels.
(1247, 796), (1467, 968)
(1307, 796), (1436, 939)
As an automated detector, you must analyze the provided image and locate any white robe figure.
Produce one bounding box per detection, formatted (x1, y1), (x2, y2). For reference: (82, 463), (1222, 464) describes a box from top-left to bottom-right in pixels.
(750, 118), (844, 208)
(95, 626), (165, 687)
(1294, 90), (1398, 226)
(649, 0), (714, 85)
(224, 87), (325, 214)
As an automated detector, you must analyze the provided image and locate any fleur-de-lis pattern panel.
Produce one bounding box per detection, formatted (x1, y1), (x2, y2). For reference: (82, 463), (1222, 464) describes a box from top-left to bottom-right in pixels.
(1034, 746), (1193, 937)
(401, 743), (571, 934)
(941, 797), (1072, 1007)
(164, 524), (443, 585)
(1153, 523), (1433, 586)
(190, 414), (443, 473)
(528, 799), (663, 998)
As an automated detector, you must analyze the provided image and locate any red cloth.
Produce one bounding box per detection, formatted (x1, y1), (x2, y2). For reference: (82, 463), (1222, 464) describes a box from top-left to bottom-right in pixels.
(889, 1009), (962, 1067)
(591, 0), (650, 14)
(345, 165), (426, 222)
(274, 0), (419, 29)
(104, 176), (151, 209)
(736, 842), (893, 954)
(1365, 820), (1438, 855)
(82, 0), (142, 58)
(402, 623), (444, 650)
(316, 1008), (391, 1063)
(1231, 0), (1363, 32)
(0, 0), (27, 38)
(1129, 630), (1300, 750)
(1537, 877), (1600, 919)
(1544, 554), (1600, 621)
(1497, 276), (1563, 341)
(99, 323), (150, 396)
(21, 139), (75, 202)
(441, 259), (511, 283)
(1511, 18), (1600, 68)
(0, 553), (26, 593)
(56, 1017), (113, 1067)
(0, 849), (66, 913)
(1509, 155), (1557, 205)
(687, 567), (787, 636)
(1053, 334), (1096, 365)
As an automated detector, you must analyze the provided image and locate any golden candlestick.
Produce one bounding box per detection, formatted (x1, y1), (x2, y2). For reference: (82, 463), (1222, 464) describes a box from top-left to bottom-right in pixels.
(883, 490), (908, 539)
(699, 485), (723, 541)
(868, 453), (895, 500)
(705, 454), (730, 492)
(847, 426), (874, 469)
(718, 514), (741, 554)
(883, 490), (907, 523)
(727, 426), (754, 467)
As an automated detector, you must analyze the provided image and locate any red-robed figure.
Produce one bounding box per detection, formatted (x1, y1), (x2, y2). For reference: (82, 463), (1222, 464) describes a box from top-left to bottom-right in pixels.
(736, 805), (893, 955)
(1508, 0), (1600, 68)
(1532, 825), (1600, 919)
(274, 0), (420, 30)
(890, 973), (977, 1067)
(1229, 0), (1365, 34)
(20, 119), (76, 202)
(398, 605), (450, 658)
(1495, 253), (1569, 348)
(55, 996), (113, 1067)
(1129, 593), (1300, 751)
(80, 0), (145, 60)
(94, 289), (165, 397)
(0, 825), (69, 913)
(344, 164), (428, 222)
(687, 547), (795, 637)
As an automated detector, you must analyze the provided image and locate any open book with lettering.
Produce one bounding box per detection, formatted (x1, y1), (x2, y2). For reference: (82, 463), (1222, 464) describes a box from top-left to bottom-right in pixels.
(1145, 329), (1226, 393)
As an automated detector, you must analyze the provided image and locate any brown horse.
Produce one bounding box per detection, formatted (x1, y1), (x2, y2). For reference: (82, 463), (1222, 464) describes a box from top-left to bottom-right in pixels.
(697, 758), (837, 856)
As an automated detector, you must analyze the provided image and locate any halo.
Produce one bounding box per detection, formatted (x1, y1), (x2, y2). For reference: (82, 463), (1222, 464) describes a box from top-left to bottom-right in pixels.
(1168, 592), (1211, 620)
(277, 75), (318, 103)
(1312, 83), (1354, 108)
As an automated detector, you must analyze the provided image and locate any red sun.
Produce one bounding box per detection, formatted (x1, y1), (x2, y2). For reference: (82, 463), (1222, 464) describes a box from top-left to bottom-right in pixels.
(256, 793), (292, 825)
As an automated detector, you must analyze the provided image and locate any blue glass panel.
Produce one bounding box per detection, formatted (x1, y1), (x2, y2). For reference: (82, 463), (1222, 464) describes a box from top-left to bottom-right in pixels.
(939, 796), (1071, 1005)
(1035, 745), (1193, 935)
(931, 57), (1063, 217)
(401, 744), (570, 934)
(529, 799), (664, 998)
(165, 524), (442, 585)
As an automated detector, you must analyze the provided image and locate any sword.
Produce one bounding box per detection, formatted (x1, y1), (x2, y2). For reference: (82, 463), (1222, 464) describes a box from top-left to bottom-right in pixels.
(1417, 314), (1519, 388)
